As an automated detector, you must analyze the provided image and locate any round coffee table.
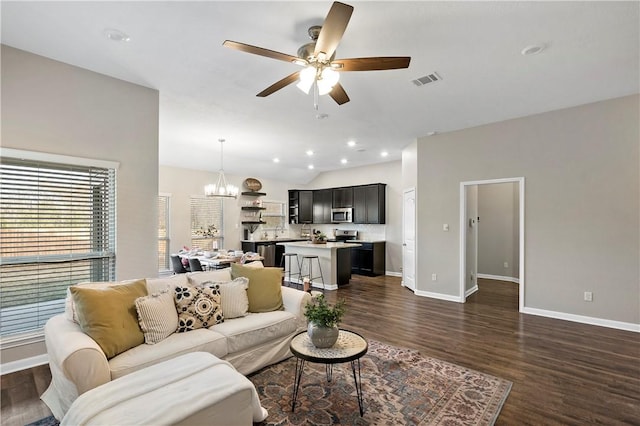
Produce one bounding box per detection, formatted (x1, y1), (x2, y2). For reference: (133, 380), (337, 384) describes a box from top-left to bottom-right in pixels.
(289, 329), (368, 416)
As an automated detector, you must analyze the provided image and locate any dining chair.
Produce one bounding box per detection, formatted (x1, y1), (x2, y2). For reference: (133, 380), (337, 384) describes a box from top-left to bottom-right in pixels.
(189, 257), (205, 272)
(171, 255), (189, 274)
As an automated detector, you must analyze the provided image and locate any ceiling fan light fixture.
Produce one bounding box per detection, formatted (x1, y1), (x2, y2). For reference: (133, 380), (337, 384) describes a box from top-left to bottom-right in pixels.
(296, 66), (316, 94)
(317, 67), (340, 95)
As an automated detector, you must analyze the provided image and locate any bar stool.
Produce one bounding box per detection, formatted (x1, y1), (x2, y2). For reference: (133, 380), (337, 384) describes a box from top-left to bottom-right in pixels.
(280, 253), (301, 286)
(300, 255), (325, 288)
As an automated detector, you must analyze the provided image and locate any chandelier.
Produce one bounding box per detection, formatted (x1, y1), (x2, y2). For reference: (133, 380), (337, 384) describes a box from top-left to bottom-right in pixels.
(204, 139), (238, 198)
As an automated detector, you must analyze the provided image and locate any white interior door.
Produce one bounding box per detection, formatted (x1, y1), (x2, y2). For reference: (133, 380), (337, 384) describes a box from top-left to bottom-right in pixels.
(402, 188), (416, 291)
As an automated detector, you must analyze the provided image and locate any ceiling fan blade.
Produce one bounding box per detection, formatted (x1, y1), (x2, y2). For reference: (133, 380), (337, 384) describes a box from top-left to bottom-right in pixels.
(314, 2), (354, 60)
(257, 71), (301, 97)
(329, 82), (350, 105)
(332, 57), (411, 71)
(223, 40), (304, 64)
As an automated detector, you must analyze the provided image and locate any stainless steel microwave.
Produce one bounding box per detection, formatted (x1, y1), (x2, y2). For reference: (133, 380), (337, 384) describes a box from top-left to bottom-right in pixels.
(331, 208), (353, 223)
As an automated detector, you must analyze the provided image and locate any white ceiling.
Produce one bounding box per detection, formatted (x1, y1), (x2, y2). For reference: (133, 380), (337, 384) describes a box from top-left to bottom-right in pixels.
(2, 1), (638, 184)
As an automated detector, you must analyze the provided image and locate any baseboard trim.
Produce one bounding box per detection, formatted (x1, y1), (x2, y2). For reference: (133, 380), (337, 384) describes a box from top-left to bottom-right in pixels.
(477, 273), (520, 284)
(414, 290), (464, 303)
(1, 354), (48, 375)
(386, 271), (402, 277)
(465, 285), (479, 297)
(521, 307), (640, 333)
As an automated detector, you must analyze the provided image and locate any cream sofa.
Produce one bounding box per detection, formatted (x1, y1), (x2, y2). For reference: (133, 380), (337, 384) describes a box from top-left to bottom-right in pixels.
(41, 269), (312, 420)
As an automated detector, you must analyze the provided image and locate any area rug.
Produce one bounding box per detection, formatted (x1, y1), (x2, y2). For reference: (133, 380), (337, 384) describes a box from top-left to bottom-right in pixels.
(27, 341), (511, 426)
(249, 340), (512, 426)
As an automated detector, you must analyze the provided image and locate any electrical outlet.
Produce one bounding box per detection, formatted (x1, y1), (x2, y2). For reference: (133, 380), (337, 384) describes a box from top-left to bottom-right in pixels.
(584, 291), (593, 302)
(431, 273), (437, 281)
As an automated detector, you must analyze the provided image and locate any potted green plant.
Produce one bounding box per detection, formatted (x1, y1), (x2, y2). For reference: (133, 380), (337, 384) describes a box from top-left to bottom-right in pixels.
(304, 294), (346, 348)
(312, 230), (327, 244)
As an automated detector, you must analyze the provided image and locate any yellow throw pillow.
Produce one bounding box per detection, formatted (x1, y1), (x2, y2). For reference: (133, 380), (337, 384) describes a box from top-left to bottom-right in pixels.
(70, 279), (148, 359)
(231, 264), (283, 313)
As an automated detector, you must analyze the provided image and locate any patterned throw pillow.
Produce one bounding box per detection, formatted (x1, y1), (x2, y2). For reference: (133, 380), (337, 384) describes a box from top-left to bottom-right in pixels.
(174, 283), (223, 332)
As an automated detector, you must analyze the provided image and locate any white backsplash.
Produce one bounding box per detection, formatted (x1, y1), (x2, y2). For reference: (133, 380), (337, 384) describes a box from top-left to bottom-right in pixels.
(289, 223), (386, 241)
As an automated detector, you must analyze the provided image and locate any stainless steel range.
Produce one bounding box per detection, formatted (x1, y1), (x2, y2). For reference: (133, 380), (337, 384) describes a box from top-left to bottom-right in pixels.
(333, 229), (358, 242)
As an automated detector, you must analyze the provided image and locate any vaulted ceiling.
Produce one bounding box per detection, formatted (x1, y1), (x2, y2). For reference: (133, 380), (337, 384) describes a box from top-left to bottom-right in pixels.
(2, 1), (638, 183)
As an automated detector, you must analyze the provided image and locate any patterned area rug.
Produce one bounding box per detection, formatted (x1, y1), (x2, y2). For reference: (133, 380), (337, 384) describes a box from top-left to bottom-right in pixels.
(27, 341), (511, 426)
(249, 340), (512, 426)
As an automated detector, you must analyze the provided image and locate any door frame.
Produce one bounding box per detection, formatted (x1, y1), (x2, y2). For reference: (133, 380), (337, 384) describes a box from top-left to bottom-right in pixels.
(402, 187), (417, 291)
(459, 177), (525, 311)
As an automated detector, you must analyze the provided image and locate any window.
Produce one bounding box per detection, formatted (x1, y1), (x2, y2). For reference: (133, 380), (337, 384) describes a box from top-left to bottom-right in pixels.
(190, 196), (223, 250)
(0, 151), (117, 339)
(158, 195), (170, 271)
(261, 201), (286, 231)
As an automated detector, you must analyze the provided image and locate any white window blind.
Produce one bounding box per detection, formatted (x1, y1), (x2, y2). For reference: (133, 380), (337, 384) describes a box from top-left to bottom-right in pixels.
(0, 156), (116, 338)
(190, 196), (223, 250)
(158, 195), (170, 271)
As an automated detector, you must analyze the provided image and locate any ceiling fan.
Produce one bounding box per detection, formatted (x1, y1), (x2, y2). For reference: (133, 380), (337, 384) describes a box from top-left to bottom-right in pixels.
(223, 1), (411, 106)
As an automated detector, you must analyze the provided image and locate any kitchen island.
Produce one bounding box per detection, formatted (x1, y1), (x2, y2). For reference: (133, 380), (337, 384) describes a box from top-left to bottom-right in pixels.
(277, 241), (361, 290)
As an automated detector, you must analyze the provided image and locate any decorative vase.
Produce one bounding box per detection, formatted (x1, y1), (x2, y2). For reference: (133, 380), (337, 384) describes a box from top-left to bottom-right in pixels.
(307, 322), (339, 348)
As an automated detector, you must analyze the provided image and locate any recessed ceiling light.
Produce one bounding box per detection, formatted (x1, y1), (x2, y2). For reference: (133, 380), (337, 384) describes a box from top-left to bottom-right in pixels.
(104, 28), (130, 42)
(521, 44), (545, 56)
(341, 158), (348, 165)
(306, 150), (314, 156)
(273, 157), (280, 163)
(380, 151), (389, 157)
(347, 140), (356, 147)
(308, 164), (314, 170)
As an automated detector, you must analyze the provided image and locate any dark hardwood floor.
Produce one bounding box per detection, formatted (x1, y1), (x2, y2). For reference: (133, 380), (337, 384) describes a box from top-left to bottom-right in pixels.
(2, 276), (639, 425)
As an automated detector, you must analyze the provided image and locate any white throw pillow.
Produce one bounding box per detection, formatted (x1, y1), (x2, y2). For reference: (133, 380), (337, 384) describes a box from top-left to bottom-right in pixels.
(204, 277), (250, 319)
(135, 289), (179, 344)
(146, 274), (189, 294)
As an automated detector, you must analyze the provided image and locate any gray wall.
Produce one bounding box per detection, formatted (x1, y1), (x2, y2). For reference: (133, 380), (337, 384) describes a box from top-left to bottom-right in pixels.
(1, 46), (159, 364)
(413, 95), (639, 325)
(478, 182), (519, 279)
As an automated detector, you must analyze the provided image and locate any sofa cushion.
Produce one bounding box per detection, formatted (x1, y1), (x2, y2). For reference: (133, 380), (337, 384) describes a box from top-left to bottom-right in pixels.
(187, 269), (232, 286)
(108, 329), (228, 380)
(135, 289), (178, 344)
(210, 311), (297, 353)
(145, 274), (189, 294)
(174, 284), (224, 332)
(70, 279), (148, 359)
(231, 264), (284, 313)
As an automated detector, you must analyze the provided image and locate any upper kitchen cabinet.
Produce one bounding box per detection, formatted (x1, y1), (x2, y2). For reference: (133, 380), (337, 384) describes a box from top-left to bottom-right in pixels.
(353, 184), (386, 224)
(289, 190), (313, 224)
(332, 187), (353, 208)
(313, 189), (332, 224)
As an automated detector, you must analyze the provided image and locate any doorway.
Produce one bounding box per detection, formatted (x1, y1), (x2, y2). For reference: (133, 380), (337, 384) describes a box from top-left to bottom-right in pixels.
(459, 177), (525, 311)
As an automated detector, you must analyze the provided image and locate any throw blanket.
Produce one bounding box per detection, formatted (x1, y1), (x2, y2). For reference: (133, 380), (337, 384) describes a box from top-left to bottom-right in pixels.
(61, 352), (268, 425)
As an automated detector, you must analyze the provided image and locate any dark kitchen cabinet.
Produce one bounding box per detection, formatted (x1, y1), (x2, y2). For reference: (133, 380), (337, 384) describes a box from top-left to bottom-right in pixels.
(351, 241), (386, 276)
(313, 189), (332, 224)
(353, 184), (386, 224)
(289, 190), (313, 224)
(332, 187), (353, 208)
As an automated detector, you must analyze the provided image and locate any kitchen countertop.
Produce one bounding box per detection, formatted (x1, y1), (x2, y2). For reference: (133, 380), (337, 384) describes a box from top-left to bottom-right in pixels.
(277, 241), (362, 249)
(241, 238), (309, 243)
(326, 239), (386, 243)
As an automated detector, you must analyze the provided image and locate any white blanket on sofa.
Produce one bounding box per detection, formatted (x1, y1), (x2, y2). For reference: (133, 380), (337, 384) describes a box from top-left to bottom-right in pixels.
(61, 352), (268, 425)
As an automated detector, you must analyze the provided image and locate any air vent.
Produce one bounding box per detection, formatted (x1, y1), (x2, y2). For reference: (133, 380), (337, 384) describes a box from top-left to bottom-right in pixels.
(412, 72), (442, 87)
